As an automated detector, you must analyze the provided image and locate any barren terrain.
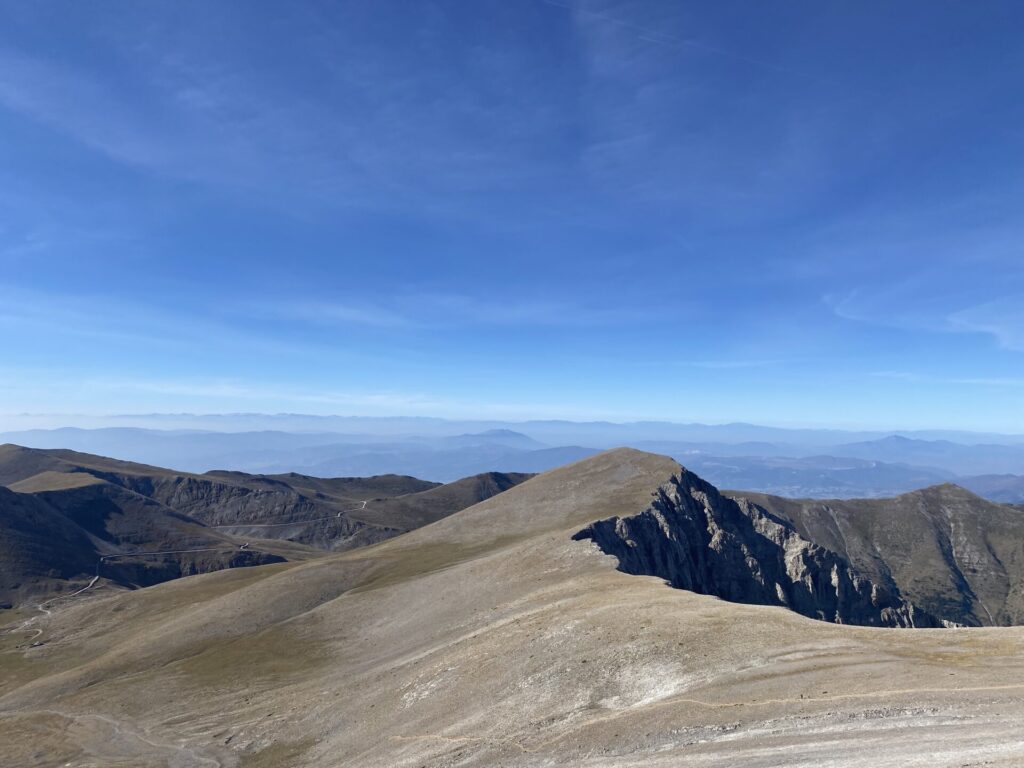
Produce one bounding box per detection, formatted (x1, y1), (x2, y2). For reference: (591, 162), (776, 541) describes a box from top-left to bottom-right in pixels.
(3, 449), (1023, 767)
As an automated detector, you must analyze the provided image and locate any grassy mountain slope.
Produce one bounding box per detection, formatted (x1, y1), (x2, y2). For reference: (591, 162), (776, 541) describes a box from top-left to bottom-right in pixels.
(2, 449), (1024, 767)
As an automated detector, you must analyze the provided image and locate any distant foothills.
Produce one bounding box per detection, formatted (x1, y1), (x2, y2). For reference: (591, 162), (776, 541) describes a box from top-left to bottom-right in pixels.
(2, 415), (1024, 501)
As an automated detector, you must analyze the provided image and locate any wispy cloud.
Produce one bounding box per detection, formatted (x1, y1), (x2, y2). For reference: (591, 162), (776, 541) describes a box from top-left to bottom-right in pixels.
(0, 369), (645, 423)
(952, 377), (1024, 387)
(0, 49), (165, 171)
(0, 367), (452, 418)
(0, 9), (568, 218)
(869, 370), (921, 381)
(266, 301), (410, 330)
(0, 44), (351, 202)
(683, 360), (778, 370)
(90, 376), (447, 411)
(869, 371), (1024, 387)
(948, 297), (1024, 352)
(830, 287), (1024, 354)
(545, 0), (848, 223)
(541, 0), (825, 82)
(0, 287), (359, 360)
(254, 293), (660, 330)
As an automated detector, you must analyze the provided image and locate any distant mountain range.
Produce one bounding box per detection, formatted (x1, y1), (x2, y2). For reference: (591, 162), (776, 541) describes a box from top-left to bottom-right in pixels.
(3, 420), (1024, 501)
(9, 414), (1024, 446)
(0, 427), (598, 482)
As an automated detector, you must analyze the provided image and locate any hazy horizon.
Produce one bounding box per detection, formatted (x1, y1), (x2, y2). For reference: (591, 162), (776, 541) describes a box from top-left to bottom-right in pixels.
(6, 411), (1024, 501)
(5, 411), (1024, 438)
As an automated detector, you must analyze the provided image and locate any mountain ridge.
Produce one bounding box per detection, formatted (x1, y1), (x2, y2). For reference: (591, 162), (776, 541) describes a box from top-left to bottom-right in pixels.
(4, 448), (1024, 767)
(575, 466), (946, 628)
(0, 444), (532, 605)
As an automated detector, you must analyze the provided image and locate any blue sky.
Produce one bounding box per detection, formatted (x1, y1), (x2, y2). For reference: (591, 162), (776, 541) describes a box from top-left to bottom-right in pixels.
(2, 1), (1024, 431)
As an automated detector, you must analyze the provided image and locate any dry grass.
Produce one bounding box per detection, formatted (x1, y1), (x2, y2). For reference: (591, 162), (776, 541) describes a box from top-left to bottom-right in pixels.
(3, 450), (1024, 767)
(7, 470), (108, 493)
(240, 736), (317, 768)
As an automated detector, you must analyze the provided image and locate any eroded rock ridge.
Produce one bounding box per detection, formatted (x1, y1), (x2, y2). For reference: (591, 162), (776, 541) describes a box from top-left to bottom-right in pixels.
(574, 468), (943, 627)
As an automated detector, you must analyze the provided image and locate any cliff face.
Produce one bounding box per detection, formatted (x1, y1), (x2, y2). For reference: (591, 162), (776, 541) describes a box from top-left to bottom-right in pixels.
(120, 475), (328, 526)
(727, 485), (1024, 627)
(574, 469), (943, 628)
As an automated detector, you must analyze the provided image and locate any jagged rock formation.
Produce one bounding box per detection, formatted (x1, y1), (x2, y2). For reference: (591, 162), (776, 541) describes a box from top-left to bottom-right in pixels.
(733, 484), (1024, 627)
(574, 467), (943, 627)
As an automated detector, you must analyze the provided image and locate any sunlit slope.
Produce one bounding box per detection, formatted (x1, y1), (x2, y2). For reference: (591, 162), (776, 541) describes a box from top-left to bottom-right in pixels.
(2, 449), (1024, 768)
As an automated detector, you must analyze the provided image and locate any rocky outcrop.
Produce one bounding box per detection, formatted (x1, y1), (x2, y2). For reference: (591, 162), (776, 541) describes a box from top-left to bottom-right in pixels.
(574, 468), (943, 628)
(114, 474), (317, 525)
(99, 548), (285, 588)
(103, 474), (387, 551)
(731, 484), (1024, 627)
